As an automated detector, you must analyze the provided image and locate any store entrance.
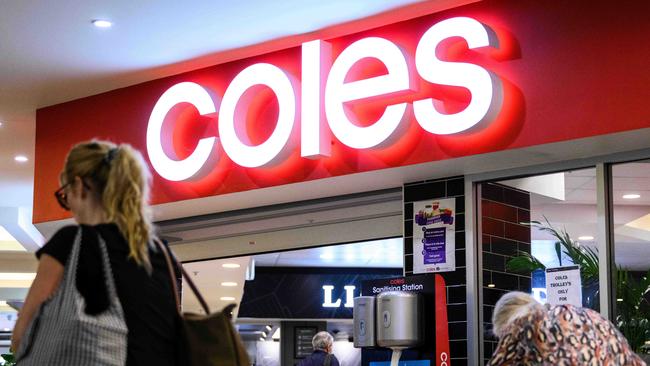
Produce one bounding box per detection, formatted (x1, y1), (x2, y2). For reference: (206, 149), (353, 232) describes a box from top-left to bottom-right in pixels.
(181, 238), (404, 366)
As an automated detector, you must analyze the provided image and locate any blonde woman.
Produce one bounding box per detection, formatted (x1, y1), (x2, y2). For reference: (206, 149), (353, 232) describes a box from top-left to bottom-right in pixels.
(11, 141), (180, 365)
(488, 291), (645, 366)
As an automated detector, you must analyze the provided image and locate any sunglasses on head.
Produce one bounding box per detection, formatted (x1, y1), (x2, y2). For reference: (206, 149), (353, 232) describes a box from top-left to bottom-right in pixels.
(54, 179), (91, 211)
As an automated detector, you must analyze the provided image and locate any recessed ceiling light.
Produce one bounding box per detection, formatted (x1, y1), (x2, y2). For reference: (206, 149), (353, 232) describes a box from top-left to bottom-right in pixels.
(265, 325), (273, 332)
(92, 19), (112, 28)
(220, 296), (236, 301)
(578, 236), (594, 241)
(487, 283), (495, 288)
(617, 298), (623, 302)
(259, 337), (265, 342)
(623, 194), (641, 199)
(14, 155), (28, 163)
(221, 282), (237, 287)
(222, 263), (241, 269)
(261, 332), (267, 338)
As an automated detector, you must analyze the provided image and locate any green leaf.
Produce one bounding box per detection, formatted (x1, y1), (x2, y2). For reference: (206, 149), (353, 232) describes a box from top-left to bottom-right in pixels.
(506, 251), (546, 273)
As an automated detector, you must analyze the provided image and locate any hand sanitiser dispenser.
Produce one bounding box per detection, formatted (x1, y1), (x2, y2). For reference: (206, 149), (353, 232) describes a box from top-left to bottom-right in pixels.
(353, 296), (376, 348)
(376, 292), (423, 366)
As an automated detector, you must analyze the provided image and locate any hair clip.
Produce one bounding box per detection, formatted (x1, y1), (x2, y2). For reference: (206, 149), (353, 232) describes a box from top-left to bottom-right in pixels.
(103, 148), (119, 165)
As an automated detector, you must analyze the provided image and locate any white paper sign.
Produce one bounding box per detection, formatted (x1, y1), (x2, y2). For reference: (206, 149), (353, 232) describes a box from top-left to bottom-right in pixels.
(545, 265), (582, 307)
(412, 198), (456, 273)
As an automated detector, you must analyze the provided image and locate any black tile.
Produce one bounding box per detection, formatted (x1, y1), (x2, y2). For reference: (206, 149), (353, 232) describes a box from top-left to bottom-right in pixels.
(449, 340), (468, 358)
(449, 358), (467, 366)
(484, 340), (496, 359)
(484, 305), (494, 323)
(404, 203), (413, 220)
(404, 220), (413, 237)
(447, 178), (464, 196)
(519, 276), (531, 291)
(455, 249), (466, 267)
(483, 270), (492, 285)
(481, 183), (503, 202)
(404, 181), (446, 202)
(404, 255), (413, 272)
(404, 237), (413, 256)
(441, 270), (466, 286)
(448, 286), (466, 304)
(490, 237), (519, 257)
(483, 288), (507, 306)
(491, 272), (520, 291)
(455, 214), (465, 231)
(501, 187), (530, 209)
(483, 252), (505, 272)
(447, 304), (467, 322)
(455, 231), (466, 249)
(518, 242), (531, 254)
(448, 321), (467, 339)
(455, 196), (465, 213)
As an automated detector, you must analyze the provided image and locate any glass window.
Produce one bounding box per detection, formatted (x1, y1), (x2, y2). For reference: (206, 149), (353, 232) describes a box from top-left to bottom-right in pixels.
(612, 160), (650, 355)
(479, 167), (599, 362)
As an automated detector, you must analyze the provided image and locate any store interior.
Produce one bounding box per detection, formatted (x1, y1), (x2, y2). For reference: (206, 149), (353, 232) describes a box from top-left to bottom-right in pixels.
(181, 238), (404, 366)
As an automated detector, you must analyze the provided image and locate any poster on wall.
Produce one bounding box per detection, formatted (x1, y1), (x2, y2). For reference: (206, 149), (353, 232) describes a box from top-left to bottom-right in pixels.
(413, 198), (456, 273)
(545, 265), (582, 307)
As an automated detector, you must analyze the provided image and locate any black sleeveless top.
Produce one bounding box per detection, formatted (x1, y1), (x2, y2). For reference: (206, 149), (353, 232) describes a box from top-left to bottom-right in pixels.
(36, 224), (180, 366)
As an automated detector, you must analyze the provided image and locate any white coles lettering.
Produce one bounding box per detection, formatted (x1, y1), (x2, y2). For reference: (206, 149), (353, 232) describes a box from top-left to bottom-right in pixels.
(413, 16), (502, 134)
(325, 37), (412, 149)
(146, 82), (218, 181)
(219, 63), (297, 168)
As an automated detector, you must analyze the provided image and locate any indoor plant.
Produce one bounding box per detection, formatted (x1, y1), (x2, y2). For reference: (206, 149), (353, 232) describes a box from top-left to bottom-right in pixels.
(506, 218), (650, 354)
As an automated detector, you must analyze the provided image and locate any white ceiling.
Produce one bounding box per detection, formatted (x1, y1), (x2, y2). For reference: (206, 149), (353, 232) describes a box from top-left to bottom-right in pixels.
(500, 163), (650, 270)
(180, 237), (403, 314)
(253, 238), (404, 268)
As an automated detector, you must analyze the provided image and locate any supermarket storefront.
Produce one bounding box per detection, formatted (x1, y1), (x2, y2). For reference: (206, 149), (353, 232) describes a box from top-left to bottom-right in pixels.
(31, 0), (650, 363)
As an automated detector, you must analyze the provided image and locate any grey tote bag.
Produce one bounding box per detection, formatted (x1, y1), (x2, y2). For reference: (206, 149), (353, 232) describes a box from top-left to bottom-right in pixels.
(16, 227), (128, 365)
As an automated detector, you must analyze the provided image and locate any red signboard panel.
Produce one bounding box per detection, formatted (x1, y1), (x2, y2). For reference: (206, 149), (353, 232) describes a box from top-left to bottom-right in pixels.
(34, 0), (650, 223)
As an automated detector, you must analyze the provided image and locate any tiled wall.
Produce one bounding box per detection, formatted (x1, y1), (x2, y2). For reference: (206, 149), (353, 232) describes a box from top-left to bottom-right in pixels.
(480, 182), (531, 363)
(403, 177), (467, 366)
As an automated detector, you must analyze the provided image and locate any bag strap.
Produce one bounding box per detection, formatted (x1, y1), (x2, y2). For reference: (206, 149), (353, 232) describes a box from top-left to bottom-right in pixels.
(153, 239), (211, 315)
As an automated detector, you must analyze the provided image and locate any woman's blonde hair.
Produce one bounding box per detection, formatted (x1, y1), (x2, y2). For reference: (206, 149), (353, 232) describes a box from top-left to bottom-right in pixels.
(492, 291), (542, 338)
(62, 140), (154, 271)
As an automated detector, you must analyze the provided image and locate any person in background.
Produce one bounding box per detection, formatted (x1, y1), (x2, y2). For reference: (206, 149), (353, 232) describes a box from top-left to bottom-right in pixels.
(299, 331), (340, 366)
(488, 291), (646, 366)
(11, 141), (181, 365)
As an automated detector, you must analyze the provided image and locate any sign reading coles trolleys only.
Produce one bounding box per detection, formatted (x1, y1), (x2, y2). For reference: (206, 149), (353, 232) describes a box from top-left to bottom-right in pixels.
(413, 199), (455, 273)
(146, 16), (503, 181)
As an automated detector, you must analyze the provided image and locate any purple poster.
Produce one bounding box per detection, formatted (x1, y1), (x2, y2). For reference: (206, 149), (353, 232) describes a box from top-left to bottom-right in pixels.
(413, 198), (456, 273)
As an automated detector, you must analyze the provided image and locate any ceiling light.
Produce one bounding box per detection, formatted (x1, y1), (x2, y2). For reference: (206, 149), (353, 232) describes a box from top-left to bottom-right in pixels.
(623, 194), (641, 199)
(578, 236), (594, 241)
(259, 337), (265, 342)
(92, 19), (112, 28)
(14, 155), (28, 163)
(265, 325), (272, 332)
(617, 298), (623, 302)
(220, 296), (236, 301)
(222, 263), (241, 269)
(487, 283), (495, 288)
(221, 282), (237, 287)
(0, 273), (36, 281)
(261, 332), (267, 338)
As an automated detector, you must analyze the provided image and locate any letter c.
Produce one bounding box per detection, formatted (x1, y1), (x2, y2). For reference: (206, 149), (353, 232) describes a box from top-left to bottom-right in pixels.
(146, 82), (218, 181)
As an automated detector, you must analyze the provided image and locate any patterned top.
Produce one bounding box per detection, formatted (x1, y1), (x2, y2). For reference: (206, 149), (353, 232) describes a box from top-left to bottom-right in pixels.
(487, 304), (646, 366)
